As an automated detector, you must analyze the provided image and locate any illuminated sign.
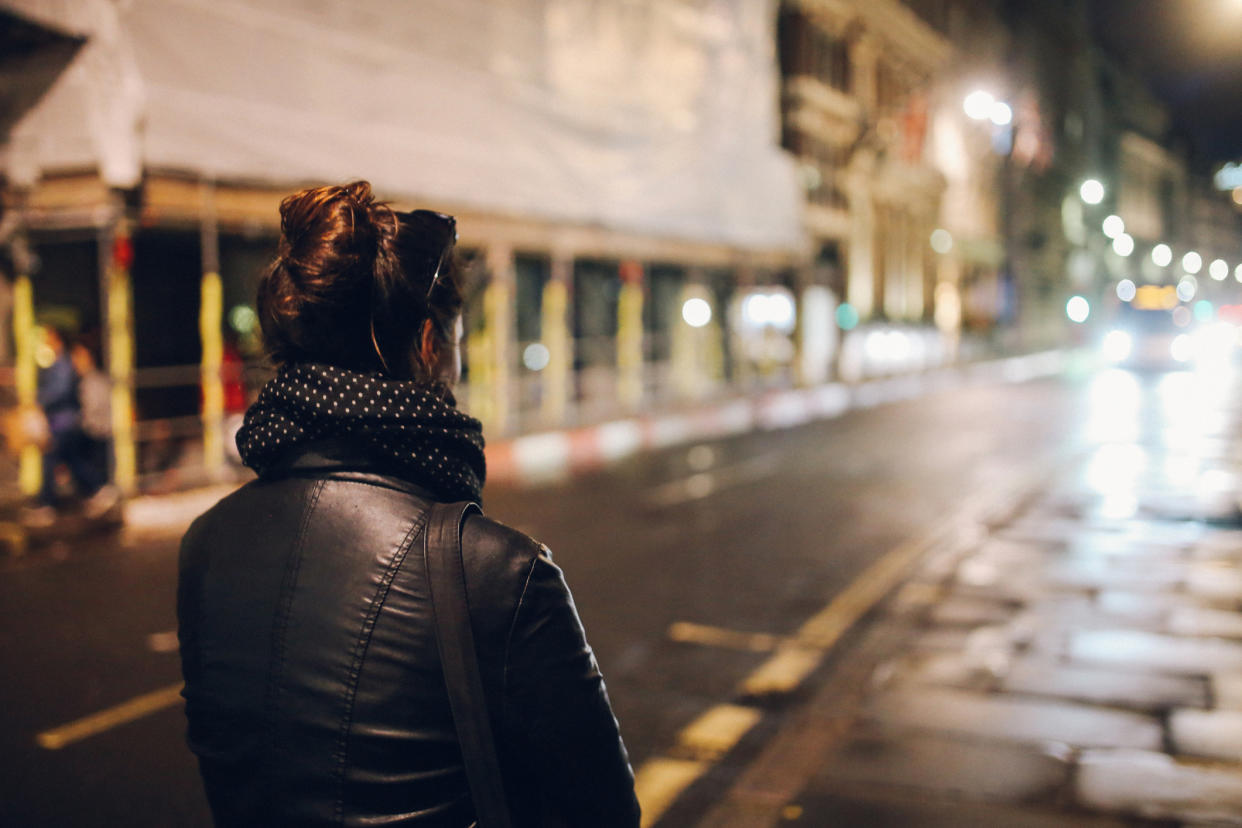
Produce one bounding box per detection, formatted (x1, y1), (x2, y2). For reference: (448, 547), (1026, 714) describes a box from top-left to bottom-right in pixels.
(1133, 285), (1178, 311)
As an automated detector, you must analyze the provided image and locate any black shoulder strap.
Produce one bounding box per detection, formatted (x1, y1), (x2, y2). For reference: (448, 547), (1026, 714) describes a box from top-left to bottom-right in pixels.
(423, 501), (513, 828)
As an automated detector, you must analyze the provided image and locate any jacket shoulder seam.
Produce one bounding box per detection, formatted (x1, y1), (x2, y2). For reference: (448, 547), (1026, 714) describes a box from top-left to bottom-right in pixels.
(262, 478), (325, 807)
(500, 550), (542, 721)
(331, 507), (430, 823)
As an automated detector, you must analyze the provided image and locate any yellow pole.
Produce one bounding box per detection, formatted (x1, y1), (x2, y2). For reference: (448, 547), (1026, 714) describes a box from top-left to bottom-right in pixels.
(108, 221), (137, 493)
(484, 277), (512, 433)
(469, 245), (513, 434)
(13, 275), (40, 496)
(540, 258), (571, 426)
(199, 271), (224, 478)
(617, 260), (644, 409)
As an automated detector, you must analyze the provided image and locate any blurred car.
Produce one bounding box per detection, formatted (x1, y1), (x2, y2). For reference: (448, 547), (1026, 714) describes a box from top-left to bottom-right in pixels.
(1101, 296), (1189, 370)
(1102, 296), (1241, 371)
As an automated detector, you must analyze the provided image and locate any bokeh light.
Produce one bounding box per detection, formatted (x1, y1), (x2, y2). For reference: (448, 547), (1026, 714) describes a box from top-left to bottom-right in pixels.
(681, 297), (712, 328)
(1066, 295), (1090, 323)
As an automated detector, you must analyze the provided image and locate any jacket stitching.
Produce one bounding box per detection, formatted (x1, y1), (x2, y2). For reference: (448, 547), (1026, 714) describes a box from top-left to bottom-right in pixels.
(499, 551), (540, 735)
(263, 478), (325, 807)
(330, 507), (430, 824)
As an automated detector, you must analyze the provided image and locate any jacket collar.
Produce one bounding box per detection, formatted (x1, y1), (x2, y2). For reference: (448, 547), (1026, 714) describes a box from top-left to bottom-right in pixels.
(266, 439), (442, 501)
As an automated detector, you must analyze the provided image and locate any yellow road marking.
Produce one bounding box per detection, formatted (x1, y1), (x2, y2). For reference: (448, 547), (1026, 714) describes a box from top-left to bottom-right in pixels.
(637, 517), (961, 825)
(36, 683), (184, 750)
(741, 646), (823, 697)
(635, 758), (710, 828)
(678, 704), (763, 760)
(668, 621), (785, 653)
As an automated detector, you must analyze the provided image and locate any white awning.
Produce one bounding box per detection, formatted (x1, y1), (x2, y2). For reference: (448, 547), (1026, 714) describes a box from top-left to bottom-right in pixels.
(3, 0), (805, 251)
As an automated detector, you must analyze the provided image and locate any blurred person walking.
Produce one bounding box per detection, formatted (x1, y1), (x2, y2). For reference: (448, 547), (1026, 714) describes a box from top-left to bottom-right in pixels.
(177, 181), (640, 827)
(26, 326), (107, 525)
(70, 332), (120, 518)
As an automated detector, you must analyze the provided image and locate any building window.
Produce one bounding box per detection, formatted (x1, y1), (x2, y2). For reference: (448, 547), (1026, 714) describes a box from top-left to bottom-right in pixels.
(777, 3), (851, 92)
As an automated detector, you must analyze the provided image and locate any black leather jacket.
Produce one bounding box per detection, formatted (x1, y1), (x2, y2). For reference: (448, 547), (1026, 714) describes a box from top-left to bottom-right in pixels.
(177, 443), (640, 827)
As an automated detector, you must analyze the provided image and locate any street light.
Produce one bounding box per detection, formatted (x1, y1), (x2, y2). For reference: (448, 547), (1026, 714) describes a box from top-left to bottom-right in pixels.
(989, 101), (1013, 126)
(1102, 215), (1124, 238)
(1152, 244), (1173, 267)
(1210, 259), (1229, 280)
(964, 90), (995, 120)
(1182, 251), (1202, 274)
(1080, 179), (1105, 205)
(1066, 295), (1090, 323)
(1112, 233), (1134, 257)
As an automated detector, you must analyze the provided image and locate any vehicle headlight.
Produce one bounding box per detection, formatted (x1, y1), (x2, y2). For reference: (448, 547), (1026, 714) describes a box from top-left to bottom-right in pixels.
(1102, 330), (1132, 362)
(1171, 333), (1195, 363)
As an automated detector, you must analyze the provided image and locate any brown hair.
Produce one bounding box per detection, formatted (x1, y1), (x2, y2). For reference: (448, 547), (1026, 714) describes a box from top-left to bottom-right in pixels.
(256, 181), (462, 382)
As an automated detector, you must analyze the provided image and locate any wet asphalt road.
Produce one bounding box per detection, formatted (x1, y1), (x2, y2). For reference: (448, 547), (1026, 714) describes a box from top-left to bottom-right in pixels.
(0, 371), (1106, 827)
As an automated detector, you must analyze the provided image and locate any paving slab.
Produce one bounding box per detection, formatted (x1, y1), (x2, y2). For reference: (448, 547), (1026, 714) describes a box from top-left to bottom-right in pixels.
(1095, 591), (1195, 625)
(1046, 556), (1186, 593)
(1168, 606), (1242, 639)
(787, 781), (1132, 828)
(1193, 531), (1242, 560)
(1213, 673), (1242, 710)
(1185, 564), (1242, 604)
(895, 651), (1004, 691)
(910, 628), (977, 652)
(866, 687), (1163, 751)
(816, 728), (1068, 803)
(1075, 749), (1242, 825)
(928, 596), (1018, 627)
(1067, 629), (1242, 675)
(1002, 658), (1208, 713)
(1170, 709), (1242, 761)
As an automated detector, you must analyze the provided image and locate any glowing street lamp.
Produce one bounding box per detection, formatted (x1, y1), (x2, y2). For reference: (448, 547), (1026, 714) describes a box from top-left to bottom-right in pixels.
(1182, 251), (1202, 274)
(1066, 295), (1090, 323)
(1152, 244), (1173, 268)
(963, 90), (995, 121)
(1210, 259), (1229, 281)
(1102, 215), (1124, 238)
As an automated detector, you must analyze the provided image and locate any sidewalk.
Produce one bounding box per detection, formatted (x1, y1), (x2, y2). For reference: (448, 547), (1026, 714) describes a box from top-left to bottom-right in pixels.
(487, 350), (1067, 486)
(701, 446), (1242, 826)
(49, 349), (1070, 544)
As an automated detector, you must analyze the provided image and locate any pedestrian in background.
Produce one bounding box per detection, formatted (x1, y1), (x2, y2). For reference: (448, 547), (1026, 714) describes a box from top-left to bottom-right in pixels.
(177, 181), (640, 827)
(27, 326), (107, 525)
(70, 332), (120, 518)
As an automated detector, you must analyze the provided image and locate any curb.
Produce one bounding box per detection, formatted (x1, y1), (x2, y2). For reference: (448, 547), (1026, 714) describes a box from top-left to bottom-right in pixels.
(110, 349), (1069, 534)
(486, 350), (1068, 487)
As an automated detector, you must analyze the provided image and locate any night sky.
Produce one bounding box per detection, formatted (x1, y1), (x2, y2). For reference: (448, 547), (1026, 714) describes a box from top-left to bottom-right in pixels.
(1088, 0), (1242, 164)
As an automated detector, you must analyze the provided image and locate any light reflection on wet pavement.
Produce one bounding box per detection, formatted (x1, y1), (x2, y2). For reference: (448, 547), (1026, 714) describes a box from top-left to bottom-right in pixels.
(759, 364), (1242, 826)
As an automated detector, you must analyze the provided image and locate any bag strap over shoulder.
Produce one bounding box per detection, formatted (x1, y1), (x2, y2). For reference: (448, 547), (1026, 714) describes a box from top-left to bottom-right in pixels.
(423, 500), (514, 828)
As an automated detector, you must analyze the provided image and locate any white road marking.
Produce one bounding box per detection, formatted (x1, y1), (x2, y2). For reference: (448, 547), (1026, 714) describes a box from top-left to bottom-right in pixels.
(646, 452), (782, 507)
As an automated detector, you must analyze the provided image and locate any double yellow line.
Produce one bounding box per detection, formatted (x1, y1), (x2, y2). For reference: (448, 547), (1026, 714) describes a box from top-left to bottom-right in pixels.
(634, 515), (962, 827)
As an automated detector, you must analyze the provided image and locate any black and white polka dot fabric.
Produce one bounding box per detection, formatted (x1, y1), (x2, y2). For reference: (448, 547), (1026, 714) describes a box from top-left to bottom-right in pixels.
(236, 363), (485, 502)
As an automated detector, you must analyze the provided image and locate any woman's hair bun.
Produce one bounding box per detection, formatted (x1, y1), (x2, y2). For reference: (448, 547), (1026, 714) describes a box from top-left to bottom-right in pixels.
(258, 181), (398, 369)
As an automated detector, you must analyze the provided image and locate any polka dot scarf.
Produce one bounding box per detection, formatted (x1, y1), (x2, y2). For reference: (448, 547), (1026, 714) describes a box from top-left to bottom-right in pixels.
(237, 363), (485, 502)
